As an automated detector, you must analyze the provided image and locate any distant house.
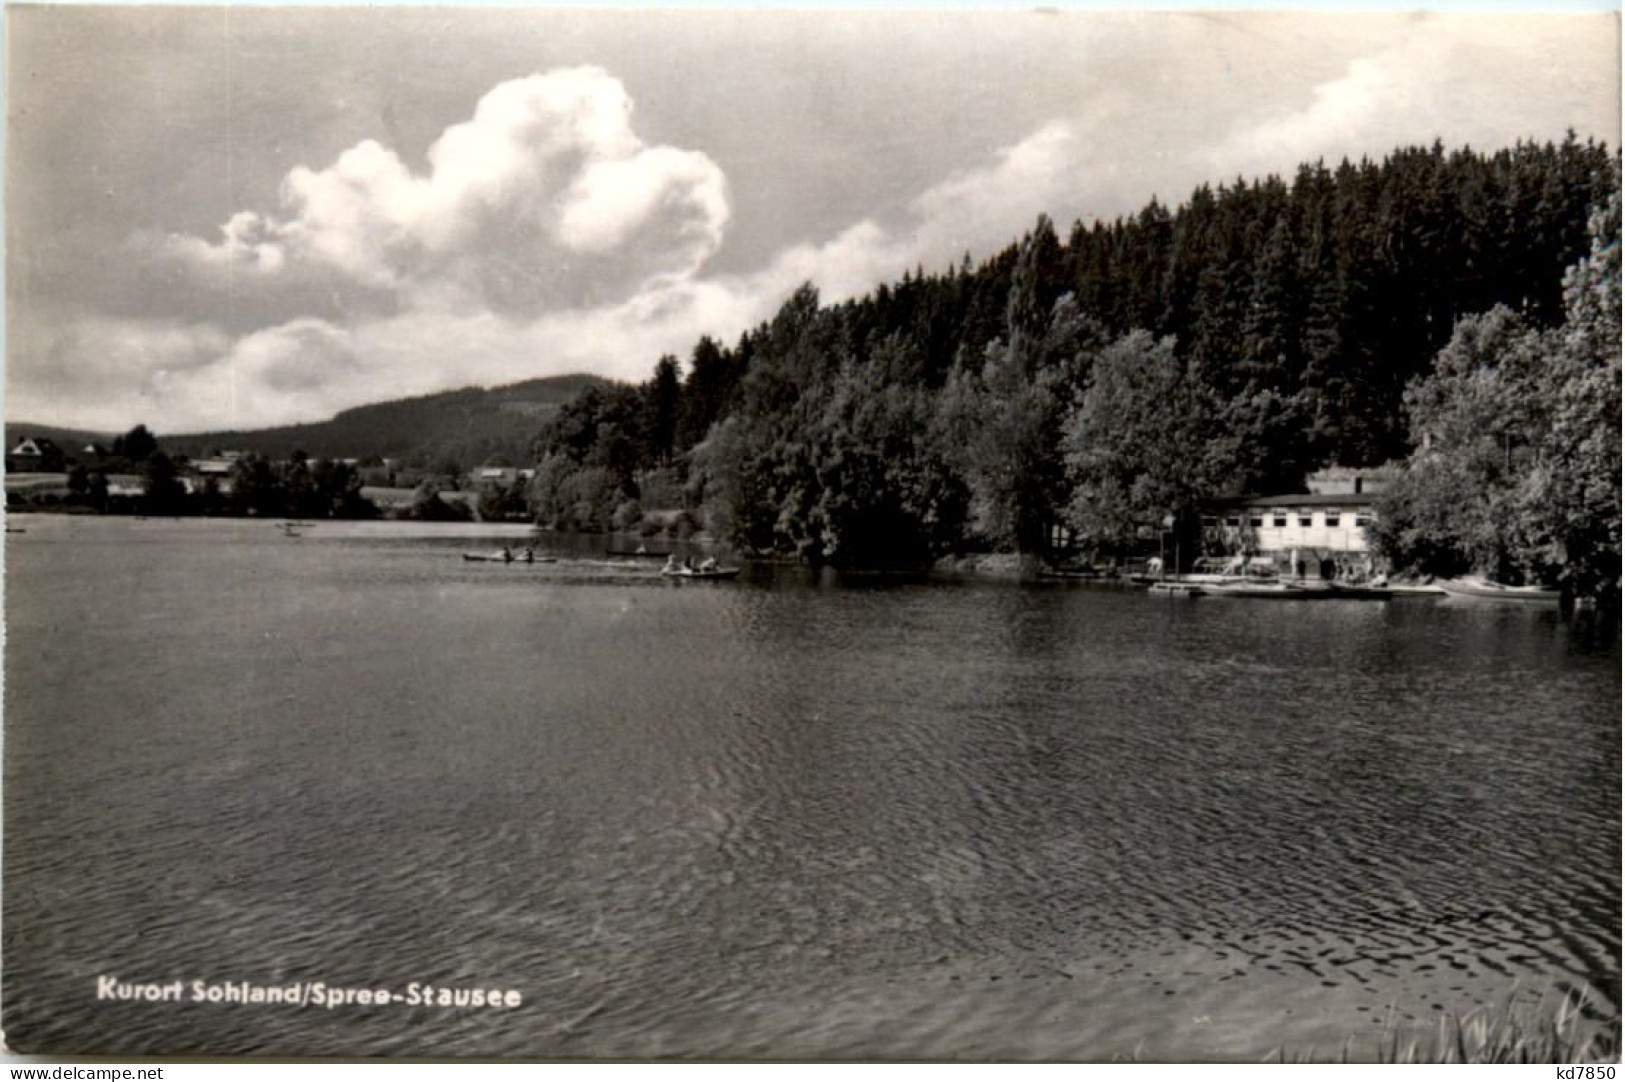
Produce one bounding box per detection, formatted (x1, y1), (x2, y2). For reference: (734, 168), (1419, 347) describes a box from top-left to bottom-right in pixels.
(1303, 465), (1398, 498)
(1207, 493), (1378, 555)
(183, 475), (231, 496)
(360, 486), (417, 511)
(101, 474), (225, 499)
(192, 458), (237, 478)
(469, 466), (534, 489)
(1205, 467), (1397, 562)
(105, 474), (145, 498)
(6, 436), (66, 474)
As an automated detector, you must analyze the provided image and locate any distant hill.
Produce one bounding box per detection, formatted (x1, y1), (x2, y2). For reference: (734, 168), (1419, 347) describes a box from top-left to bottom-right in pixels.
(2, 423), (117, 455)
(37, 374), (615, 470)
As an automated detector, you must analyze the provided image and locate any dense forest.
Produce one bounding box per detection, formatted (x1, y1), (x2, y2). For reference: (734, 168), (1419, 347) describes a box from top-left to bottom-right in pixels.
(525, 138), (1621, 597)
(1370, 171), (1621, 597)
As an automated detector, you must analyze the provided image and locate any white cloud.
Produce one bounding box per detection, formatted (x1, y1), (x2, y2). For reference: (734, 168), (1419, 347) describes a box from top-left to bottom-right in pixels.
(909, 121), (1080, 259)
(162, 211), (287, 276)
(79, 102), (1094, 434)
(1207, 18), (1600, 181)
(169, 67), (730, 313)
(729, 121), (1084, 307)
(30, 21), (1614, 435)
(5, 316), (234, 431)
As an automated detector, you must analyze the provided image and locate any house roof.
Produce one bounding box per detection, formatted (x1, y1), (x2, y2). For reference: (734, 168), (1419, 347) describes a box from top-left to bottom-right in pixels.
(1208, 492), (1378, 510)
(1307, 465), (1401, 481)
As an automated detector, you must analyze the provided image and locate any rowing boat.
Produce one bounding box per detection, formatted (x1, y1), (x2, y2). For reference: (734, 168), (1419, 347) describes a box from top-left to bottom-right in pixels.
(462, 552), (557, 564)
(660, 567), (741, 580)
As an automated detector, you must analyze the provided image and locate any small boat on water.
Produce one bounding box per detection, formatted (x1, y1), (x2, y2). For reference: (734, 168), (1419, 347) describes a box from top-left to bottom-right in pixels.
(1039, 567), (1107, 580)
(1138, 567), (1281, 587)
(1192, 580), (1391, 600)
(606, 546), (671, 558)
(1324, 583), (1394, 600)
(462, 552), (557, 564)
(1146, 574), (1394, 600)
(1148, 580), (1205, 596)
(1382, 581), (1449, 596)
(1438, 577), (1560, 602)
(1200, 580), (1320, 599)
(660, 567), (741, 580)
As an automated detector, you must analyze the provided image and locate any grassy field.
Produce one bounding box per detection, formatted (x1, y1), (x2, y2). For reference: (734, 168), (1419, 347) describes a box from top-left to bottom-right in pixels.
(4, 472), (70, 496)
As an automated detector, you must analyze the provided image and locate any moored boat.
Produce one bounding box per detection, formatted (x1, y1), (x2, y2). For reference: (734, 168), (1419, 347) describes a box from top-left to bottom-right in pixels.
(1324, 582), (1394, 600)
(1153, 577), (1394, 600)
(1438, 577), (1559, 602)
(1200, 580), (1321, 599)
(1147, 580), (1204, 596)
(1381, 581), (1449, 595)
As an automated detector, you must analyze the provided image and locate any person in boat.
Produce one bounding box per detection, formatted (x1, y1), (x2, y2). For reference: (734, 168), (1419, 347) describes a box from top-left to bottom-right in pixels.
(698, 556), (719, 573)
(523, 546), (535, 564)
(663, 554), (682, 574)
(502, 545), (514, 564)
(683, 555), (696, 572)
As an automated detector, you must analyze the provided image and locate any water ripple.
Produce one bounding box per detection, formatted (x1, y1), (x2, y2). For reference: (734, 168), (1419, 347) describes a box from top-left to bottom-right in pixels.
(4, 518), (1618, 1058)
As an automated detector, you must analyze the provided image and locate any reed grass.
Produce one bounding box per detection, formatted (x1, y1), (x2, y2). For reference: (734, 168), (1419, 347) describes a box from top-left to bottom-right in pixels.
(1274, 985), (1620, 1064)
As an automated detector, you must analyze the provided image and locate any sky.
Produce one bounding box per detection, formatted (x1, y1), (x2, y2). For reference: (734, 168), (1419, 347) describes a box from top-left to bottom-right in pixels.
(4, 8), (1619, 434)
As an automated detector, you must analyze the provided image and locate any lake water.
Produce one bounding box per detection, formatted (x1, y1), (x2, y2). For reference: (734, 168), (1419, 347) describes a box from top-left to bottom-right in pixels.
(4, 515), (1619, 1059)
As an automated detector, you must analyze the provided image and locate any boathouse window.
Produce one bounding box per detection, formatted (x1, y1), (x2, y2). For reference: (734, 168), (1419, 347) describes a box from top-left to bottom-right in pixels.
(1326, 509), (1341, 527)
(1272, 512), (1288, 528)
(1201, 515), (1217, 529)
(1248, 513), (1263, 528)
(1225, 514), (1241, 529)
(1298, 511), (1313, 527)
(1355, 513), (1371, 528)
